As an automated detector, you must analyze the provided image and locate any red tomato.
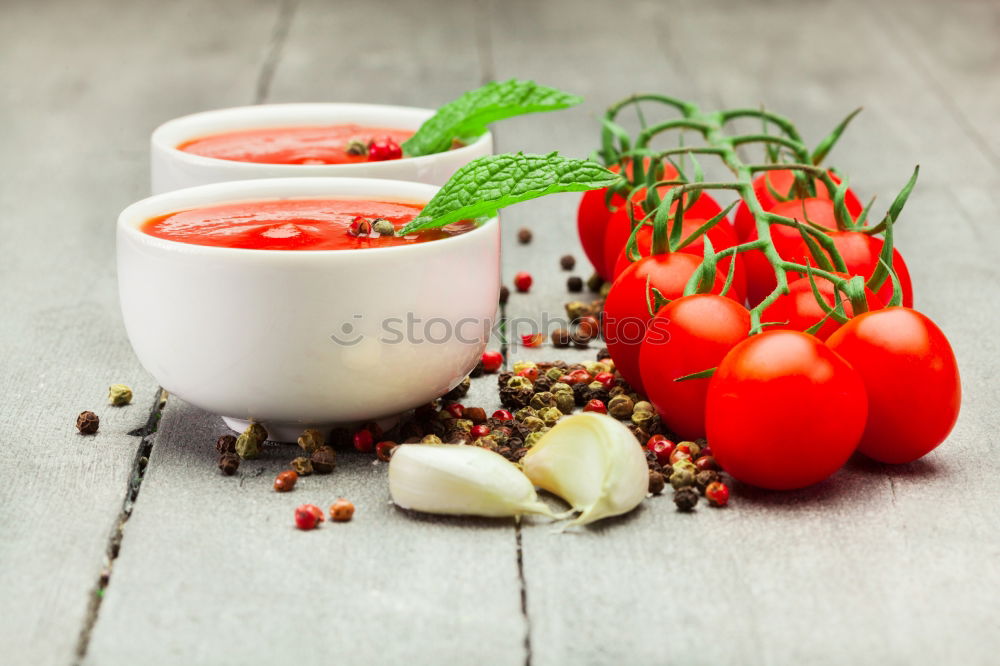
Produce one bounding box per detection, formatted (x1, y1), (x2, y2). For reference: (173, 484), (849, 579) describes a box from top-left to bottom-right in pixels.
(601, 189), (727, 280)
(761, 273), (882, 340)
(828, 231), (914, 308)
(577, 164), (626, 277)
(640, 295), (751, 439)
(826, 308), (960, 464)
(603, 253), (730, 393)
(734, 169), (863, 241)
(705, 330), (868, 490)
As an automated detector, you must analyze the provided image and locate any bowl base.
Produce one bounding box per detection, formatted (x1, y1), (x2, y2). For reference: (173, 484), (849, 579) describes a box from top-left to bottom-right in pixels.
(222, 414), (402, 443)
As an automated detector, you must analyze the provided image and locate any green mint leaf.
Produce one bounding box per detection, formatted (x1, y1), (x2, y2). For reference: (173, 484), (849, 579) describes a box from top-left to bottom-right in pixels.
(402, 79), (583, 157)
(399, 152), (620, 235)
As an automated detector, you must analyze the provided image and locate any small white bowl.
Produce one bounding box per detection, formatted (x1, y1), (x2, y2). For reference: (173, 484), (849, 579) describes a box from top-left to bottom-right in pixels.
(118, 177), (500, 441)
(150, 103), (493, 194)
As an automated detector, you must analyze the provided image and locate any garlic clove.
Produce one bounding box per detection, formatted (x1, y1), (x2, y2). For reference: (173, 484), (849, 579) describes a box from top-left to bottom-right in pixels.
(389, 444), (557, 519)
(522, 412), (648, 526)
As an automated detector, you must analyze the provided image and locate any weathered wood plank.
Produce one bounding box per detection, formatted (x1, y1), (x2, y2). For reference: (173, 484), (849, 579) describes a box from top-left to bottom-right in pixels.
(0, 1), (283, 664)
(85, 1), (529, 664)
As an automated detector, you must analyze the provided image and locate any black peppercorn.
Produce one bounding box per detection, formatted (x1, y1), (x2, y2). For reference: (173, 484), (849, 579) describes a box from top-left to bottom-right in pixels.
(560, 254), (576, 270)
(649, 470), (666, 495)
(571, 381), (588, 406)
(310, 446), (337, 474)
(582, 382), (610, 405)
(586, 272), (604, 293)
(499, 285), (510, 305)
(517, 228), (533, 244)
(511, 447), (528, 462)
(570, 329), (591, 348)
(218, 452), (240, 476)
(444, 376), (471, 400)
(500, 376), (534, 409)
(566, 276), (583, 292)
(674, 487), (699, 511)
(497, 371), (513, 389)
(215, 434), (237, 454)
(76, 411), (99, 435)
(470, 360), (485, 378)
(595, 347), (610, 361)
(695, 469), (721, 494)
(532, 376), (553, 394)
(551, 328), (572, 347)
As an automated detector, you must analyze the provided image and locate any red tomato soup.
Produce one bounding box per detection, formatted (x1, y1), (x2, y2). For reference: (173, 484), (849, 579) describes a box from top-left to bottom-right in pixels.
(177, 125), (414, 165)
(140, 198), (475, 251)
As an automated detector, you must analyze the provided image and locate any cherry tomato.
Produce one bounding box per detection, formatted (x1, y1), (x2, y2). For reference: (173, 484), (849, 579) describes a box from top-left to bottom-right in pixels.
(610, 219), (748, 302)
(761, 273), (882, 340)
(733, 169), (862, 240)
(743, 198), (835, 307)
(826, 308), (959, 464)
(602, 253), (730, 393)
(705, 330), (868, 490)
(828, 231), (913, 308)
(640, 295), (751, 440)
(601, 190), (727, 281)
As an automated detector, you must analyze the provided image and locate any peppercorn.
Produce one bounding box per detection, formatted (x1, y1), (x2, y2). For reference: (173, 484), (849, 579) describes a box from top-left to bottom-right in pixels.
(586, 272), (604, 293)
(274, 470), (298, 492)
(297, 428), (324, 454)
(444, 376), (471, 400)
(475, 435), (499, 451)
(376, 441), (397, 462)
(218, 452), (240, 476)
(525, 431), (547, 447)
(695, 469), (721, 493)
(445, 403), (465, 419)
(310, 445), (337, 474)
(632, 407), (658, 432)
(511, 447), (528, 462)
(705, 481), (730, 507)
(371, 217), (394, 236)
(517, 227), (533, 244)
(565, 300), (592, 321)
(108, 384), (133, 406)
(445, 418), (473, 438)
(532, 376), (553, 394)
(528, 391), (555, 411)
(76, 411), (99, 434)
(290, 456), (314, 476)
(646, 436), (675, 465)
(513, 272), (533, 292)
(421, 434), (443, 444)
(295, 504), (324, 530)
(345, 138), (367, 156)
(538, 407), (562, 427)
(551, 328), (572, 347)
(491, 426), (511, 446)
(497, 446), (513, 460)
(575, 316), (600, 342)
(329, 498), (355, 522)
(582, 381), (610, 405)
(673, 487), (699, 512)
(627, 423), (650, 444)
(348, 217), (372, 236)
(521, 416), (546, 433)
(553, 391), (575, 415)
(215, 434), (237, 454)
(500, 376), (534, 409)
(565, 276), (584, 293)
(513, 360), (538, 378)
(572, 381), (588, 406)
(560, 254), (576, 270)
(695, 455), (719, 471)
(607, 394), (634, 419)
(669, 447), (692, 465)
(235, 432), (260, 460)
(480, 350), (503, 374)
(492, 409), (513, 420)
(684, 440), (702, 459)
(247, 421), (268, 443)
(521, 333), (543, 348)
(648, 470), (666, 495)
(583, 399), (607, 414)
(499, 285), (510, 305)
(595, 347), (610, 360)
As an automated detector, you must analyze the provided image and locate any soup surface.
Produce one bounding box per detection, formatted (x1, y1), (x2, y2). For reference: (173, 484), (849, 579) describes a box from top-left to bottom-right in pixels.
(177, 125), (414, 165)
(140, 198), (474, 251)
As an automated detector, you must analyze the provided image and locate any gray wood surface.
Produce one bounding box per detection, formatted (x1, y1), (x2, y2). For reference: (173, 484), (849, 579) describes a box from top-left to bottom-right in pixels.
(1, 0), (997, 665)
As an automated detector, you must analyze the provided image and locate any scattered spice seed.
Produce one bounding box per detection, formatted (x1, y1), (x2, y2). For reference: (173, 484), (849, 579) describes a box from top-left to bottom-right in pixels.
(481, 350), (503, 373)
(216, 435), (237, 454)
(464, 407), (487, 424)
(695, 455), (719, 471)
(517, 228), (533, 244)
(445, 403), (465, 419)
(218, 453), (240, 475)
(368, 137), (402, 161)
(235, 432), (260, 460)
(670, 464), (696, 490)
(492, 409), (513, 420)
(371, 217), (394, 236)
(583, 399), (607, 414)
(499, 285), (510, 305)
(673, 487), (699, 511)
(521, 333), (543, 348)
(514, 271), (533, 293)
(695, 469), (720, 493)
(376, 441), (397, 462)
(274, 470), (298, 492)
(330, 499), (355, 522)
(560, 254), (576, 270)
(294, 504), (324, 530)
(706, 481), (730, 507)
(444, 377), (471, 400)
(345, 138), (367, 156)
(310, 446), (337, 474)
(646, 435), (674, 465)
(470, 424), (491, 438)
(297, 428), (324, 454)
(348, 216), (372, 236)
(648, 470), (666, 495)
(567, 276), (583, 292)
(353, 429), (374, 453)
(108, 384), (133, 406)
(550, 328), (571, 348)
(76, 411), (99, 434)
(586, 272), (604, 293)
(290, 457), (314, 476)
(607, 394), (634, 419)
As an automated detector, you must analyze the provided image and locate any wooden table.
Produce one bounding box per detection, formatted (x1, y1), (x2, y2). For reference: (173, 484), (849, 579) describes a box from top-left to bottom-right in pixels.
(2, 1), (997, 664)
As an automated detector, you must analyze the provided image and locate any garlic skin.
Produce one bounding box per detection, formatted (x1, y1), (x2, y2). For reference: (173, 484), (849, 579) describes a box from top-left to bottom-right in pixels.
(389, 444), (556, 518)
(522, 412), (648, 526)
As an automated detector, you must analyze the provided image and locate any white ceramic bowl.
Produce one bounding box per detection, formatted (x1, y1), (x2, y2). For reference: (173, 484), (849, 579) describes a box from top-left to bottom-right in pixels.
(118, 177), (500, 441)
(150, 103), (494, 193)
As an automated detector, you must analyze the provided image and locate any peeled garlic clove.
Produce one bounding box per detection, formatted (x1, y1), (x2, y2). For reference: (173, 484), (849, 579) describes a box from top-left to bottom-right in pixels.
(522, 412), (648, 526)
(389, 444), (557, 518)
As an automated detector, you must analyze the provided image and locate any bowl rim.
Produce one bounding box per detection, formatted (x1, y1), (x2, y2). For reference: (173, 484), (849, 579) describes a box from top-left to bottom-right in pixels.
(151, 102), (493, 172)
(118, 176), (499, 260)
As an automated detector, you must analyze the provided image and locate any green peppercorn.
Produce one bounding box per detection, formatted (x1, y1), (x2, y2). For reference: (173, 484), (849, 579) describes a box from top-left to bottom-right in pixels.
(632, 408), (657, 431)
(565, 301), (592, 321)
(108, 384), (133, 406)
(371, 217), (394, 236)
(648, 470), (666, 495)
(521, 416), (546, 433)
(538, 407), (562, 427)
(583, 362), (609, 376)
(673, 487), (699, 511)
(683, 440), (702, 459)
(551, 382), (572, 394)
(297, 428), (324, 454)
(290, 456), (314, 476)
(476, 435), (499, 451)
(421, 434), (443, 444)
(345, 138), (367, 155)
(545, 367), (564, 382)
(246, 421), (268, 443)
(310, 446), (337, 474)
(514, 407), (537, 421)
(586, 272), (604, 293)
(507, 376), (533, 390)
(512, 361), (537, 375)
(525, 431), (547, 447)
(608, 394), (634, 419)
(554, 391), (576, 415)
(235, 432), (260, 460)
(530, 391), (557, 410)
